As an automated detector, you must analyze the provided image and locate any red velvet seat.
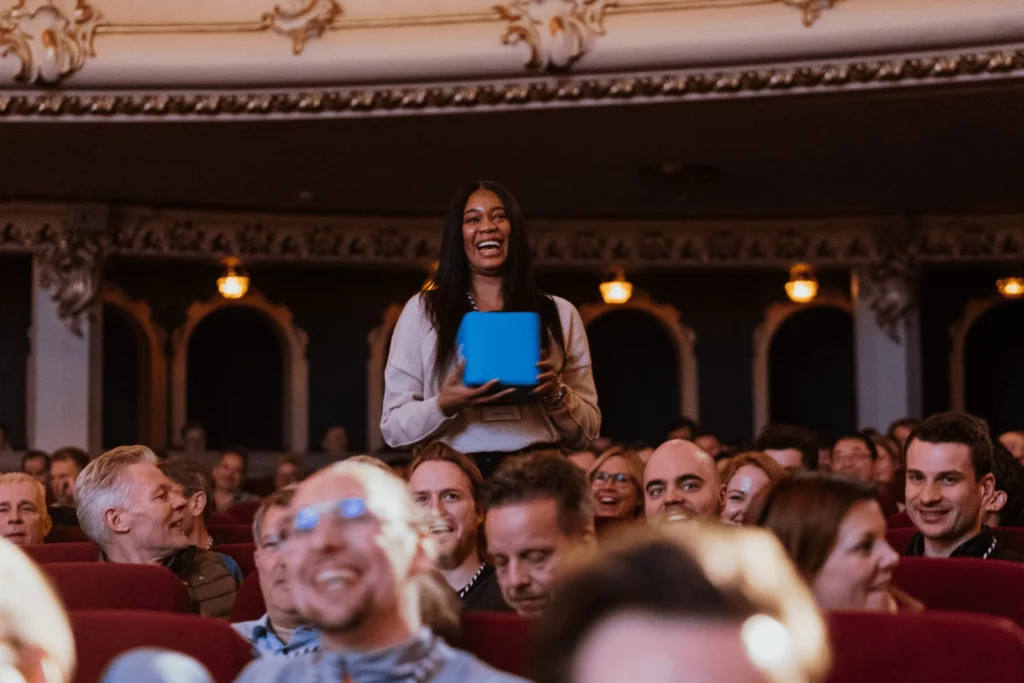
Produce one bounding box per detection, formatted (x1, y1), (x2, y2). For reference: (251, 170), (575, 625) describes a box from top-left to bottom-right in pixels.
(23, 542), (98, 564)
(892, 557), (1024, 625)
(208, 512), (235, 526)
(214, 542), (256, 577)
(827, 611), (1024, 683)
(886, 527), (916, 554)
(886, 510), (914, 528)
(208, 524), (253, 545)
(71, 610), (252, 683)
(460, 611), (533, 677)
(226, 499), (263, 526)
(229, 571), (266, 623)
(43, 563), (189, 613)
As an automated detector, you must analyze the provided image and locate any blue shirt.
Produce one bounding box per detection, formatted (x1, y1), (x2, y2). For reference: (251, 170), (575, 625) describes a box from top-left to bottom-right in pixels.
(216, 553), (244, 586)
(232, 614), (321, 658)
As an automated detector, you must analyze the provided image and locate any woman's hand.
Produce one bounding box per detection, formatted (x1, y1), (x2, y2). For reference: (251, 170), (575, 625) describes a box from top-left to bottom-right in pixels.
(438, 361), (515, 417)
(533, 350), (564, 405)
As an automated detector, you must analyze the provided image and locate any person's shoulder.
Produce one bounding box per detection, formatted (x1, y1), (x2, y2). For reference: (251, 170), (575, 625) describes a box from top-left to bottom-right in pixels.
(234, 652), (312, 683)
(993, 546), (1024, 563)
(443, 647), (530, 683)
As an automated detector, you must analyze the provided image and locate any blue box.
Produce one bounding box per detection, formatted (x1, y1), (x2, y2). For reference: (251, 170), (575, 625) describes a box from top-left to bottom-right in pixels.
(457, 312), (541, 391)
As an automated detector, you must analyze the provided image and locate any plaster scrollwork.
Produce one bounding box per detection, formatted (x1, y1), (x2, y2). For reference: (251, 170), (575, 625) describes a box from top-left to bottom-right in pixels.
(854, 246), (918, 343)
(0, 0), (103, 84)
(782, 0), (843, 27)
(262, 0), (342, 56)
(496, 0), (613, 71)
(35, 223), (105, 337)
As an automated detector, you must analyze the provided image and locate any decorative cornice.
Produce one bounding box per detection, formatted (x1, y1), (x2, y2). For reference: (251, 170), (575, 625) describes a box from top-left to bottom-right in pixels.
(496, 0), (614, 72)
(35, 222), (106, 337)
(782, 0), (843, 27)
(0, 0), (104, 85)
(0, 47), (1018, 119)
(263, 0), (342, 56)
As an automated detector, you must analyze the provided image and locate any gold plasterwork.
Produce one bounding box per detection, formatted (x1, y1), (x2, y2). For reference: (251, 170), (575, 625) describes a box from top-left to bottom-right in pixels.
(780, 0), (843, 27)
(495, 0), (615, 71)
(262, 0), (342, 55)
(0, 0), (104, 84)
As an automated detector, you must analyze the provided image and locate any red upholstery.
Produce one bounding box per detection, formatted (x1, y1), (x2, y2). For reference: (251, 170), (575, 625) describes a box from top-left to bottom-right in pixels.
(209, 524), (253, 545)
(460, 611), (533, 677)
(229, 571), (266, 623)
(827, 611), (1024, 683)
(892, 557), (1024, 625)
(886, 510), (914, 528)
(71, 610), (252, 683)
(43, 562), (189, 613)
(886, 528), (916, 554)
(214, 542), (256, 577)
(208, 512), (235, 526)
(226, 499), (263, 526)
(23, 542), (98, 564)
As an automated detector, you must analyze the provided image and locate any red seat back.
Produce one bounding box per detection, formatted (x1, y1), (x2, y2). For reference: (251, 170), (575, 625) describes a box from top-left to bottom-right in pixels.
(886, 510), (914, 528)
(460, 611), (533, 677)
(24, 542), (98, 564)
(229, 571), (266, 623)
(70, 610), (252, 683)
(214, 542), (256, 577)
(44, 563), (189, 613)
(892, 557), (1024, 625)
(827, 611), (1024, 683)
(886, 528), (916, 554)
(208, 524), (253, 545)
(208, 512), (235, 526)
(226, 499), (263, 526)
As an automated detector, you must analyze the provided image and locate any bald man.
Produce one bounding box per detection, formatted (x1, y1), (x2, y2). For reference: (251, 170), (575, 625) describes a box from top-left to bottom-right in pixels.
(643, 440), (724, 522)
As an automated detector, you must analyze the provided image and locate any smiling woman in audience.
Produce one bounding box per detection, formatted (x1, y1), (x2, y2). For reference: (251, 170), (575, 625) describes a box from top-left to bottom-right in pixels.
(750, 474), (915, 613)
(719, 452), (787, 525)
(587, 447), (645, 521)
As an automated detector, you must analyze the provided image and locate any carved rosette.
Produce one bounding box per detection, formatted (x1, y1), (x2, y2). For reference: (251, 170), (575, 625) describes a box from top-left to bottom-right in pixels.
(35, 225), (105, 337)
(782, 0), (844, 27)
(0, 0), (103, 84)
(262, 0), (342, 56)
(856, 248), (918, 343)
(496, 0), (614, 72)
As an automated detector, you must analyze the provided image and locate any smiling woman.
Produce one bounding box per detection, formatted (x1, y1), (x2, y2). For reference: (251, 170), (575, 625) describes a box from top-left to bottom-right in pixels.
(381, 181), (601, 476)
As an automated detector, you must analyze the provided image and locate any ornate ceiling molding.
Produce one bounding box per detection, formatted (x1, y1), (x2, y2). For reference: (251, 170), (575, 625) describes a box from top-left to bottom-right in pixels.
(496, 0), (614, 71)
(36, 222), (106, 337)
(0, 0), (104, 85)
(0, 46), (1018, 119)
(263, 0), (342, 55)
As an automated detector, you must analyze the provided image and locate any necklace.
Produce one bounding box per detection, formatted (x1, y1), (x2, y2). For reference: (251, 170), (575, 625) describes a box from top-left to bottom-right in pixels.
(466, 291), (479, 312)
(982, 535), (999, 560)
(457, 562), (488, 599)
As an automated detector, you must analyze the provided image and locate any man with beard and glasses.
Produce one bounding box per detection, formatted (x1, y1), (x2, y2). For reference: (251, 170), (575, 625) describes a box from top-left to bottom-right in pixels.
(408, 443), (508, 611)
(480, 451), (596, 618)
(904, 412), (1024, 561)
(76, 445), (238, 618)
(644, 440), (724, 523)
(234, 461), (525, 683)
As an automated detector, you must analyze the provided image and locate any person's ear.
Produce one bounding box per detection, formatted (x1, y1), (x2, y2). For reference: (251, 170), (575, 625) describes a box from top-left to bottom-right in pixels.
(979, 472), (997, 507)
(191, 491), (207, 518)
(985, 489), (1008, 516)
(41, 512), (53, 539)
(104, 507), (129, 534)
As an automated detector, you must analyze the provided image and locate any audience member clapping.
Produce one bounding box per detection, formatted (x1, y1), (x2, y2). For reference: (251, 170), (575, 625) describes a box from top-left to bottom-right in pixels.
(719, 452), (787, 525)
(643, 440), (724, 522)
(0, 472), (51, 546)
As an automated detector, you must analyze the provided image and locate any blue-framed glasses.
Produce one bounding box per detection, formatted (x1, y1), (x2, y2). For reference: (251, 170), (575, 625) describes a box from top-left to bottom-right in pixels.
(288, 497), (370, 538)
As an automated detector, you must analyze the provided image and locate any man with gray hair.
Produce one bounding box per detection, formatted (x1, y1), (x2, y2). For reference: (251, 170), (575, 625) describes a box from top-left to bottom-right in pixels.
(0, 472), (52, 546)
(76, 445), (238, 618)
(235, 461), (525, 683)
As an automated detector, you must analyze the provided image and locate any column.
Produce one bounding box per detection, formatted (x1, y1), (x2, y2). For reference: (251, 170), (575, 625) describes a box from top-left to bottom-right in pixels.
(852, 262), (922, 432)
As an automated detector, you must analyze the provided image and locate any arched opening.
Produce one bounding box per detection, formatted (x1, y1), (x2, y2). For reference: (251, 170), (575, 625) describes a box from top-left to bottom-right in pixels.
(187, 307), (284, 450)
(965, 299), (1024, 434)
(101, 306), (141, 449)
(769, 306), (856, 435)
(588, 308), (680, 445)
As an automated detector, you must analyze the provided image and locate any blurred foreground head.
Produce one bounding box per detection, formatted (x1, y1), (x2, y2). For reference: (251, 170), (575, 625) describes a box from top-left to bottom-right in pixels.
(531, 522), (830, 683)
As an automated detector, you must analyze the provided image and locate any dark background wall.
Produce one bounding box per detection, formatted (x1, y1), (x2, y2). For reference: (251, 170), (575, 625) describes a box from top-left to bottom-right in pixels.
(0, 256), (30, 450)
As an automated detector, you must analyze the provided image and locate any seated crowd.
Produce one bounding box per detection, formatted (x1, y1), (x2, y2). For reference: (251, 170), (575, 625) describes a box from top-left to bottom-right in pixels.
(2, 409), (1024, 682)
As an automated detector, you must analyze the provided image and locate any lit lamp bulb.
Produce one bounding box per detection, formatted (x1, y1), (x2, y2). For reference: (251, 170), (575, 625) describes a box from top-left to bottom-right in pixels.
(217, 259), (250, 300)
(600, 270), (633, 305)
(997, 276), (1024, 299)
(422, 261), (439, 292)
(785, 263), (818, 304)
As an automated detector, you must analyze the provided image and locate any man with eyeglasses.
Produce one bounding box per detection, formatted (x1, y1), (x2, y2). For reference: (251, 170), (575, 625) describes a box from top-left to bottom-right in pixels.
(235, 461), (526, 683)
(233, 485), (320, 658)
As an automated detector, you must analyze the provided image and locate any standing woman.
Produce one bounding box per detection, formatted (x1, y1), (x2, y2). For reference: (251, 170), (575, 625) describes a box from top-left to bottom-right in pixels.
(381, 181), (600, 476)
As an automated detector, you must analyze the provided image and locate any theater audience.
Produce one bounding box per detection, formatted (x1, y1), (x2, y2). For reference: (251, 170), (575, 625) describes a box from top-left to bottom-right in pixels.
(750, 474), (904, 612)
(643, 440), (724, 522)
(50, 446), (89, 508)
(234, 485), (320, 657)
(694, 432), (724, 458)
(888, 418), (919, 452)
(211, 448), (259, 513)
(481, 451), (596, 618)
(720, 452), (787, 525)
(408, 443), (508, 611)
(76, 445), (239, 618)
(0, 473), (51, 546)
(667, 416), (699, 441)
(530, 523), (830, 683)
(565, 451), (596, 472)
(0, 538), (75, 683)
(813, 430), (835, 472)
(235, 460), (525, 683)
(346, 454), (394, 472)
(159, 457), (243, 584)
(273, 455), (306, 490)
(985, 443), (1024, 528)
(321, 426), (348, 455)
(998, 430), (1024, 465)
(20, 450), (51, 490)
(870, 434), (901, 484)
(587, 447), (644, 520)
(754, 424), (819, 472)
(904, 411), (1024, 561)
(830, 434), (878, 483)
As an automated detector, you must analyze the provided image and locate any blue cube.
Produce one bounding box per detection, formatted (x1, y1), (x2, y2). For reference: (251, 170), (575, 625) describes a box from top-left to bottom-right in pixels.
(457, 312), (541, 390)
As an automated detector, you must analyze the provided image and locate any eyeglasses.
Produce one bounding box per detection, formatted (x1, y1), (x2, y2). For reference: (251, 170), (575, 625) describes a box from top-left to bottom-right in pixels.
(284, 497), (371, 541)
(593, 472), (634, 487)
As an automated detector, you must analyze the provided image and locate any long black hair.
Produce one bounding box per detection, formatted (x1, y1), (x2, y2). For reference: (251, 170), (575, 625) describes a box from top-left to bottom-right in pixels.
(425, 181), (565, 377)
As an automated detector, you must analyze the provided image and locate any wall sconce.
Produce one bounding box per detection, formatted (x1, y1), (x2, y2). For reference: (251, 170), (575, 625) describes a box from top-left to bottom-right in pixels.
(997, 276), (1024, 299)
(785, 263), (818, 304)
(600, 270), (633, 305)
(217, 258), (250, 300)
(422, 261), (439, 291)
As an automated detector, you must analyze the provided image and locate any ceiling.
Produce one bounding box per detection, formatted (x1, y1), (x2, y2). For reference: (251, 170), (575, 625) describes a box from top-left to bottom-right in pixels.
(4, 81), (1024, 218)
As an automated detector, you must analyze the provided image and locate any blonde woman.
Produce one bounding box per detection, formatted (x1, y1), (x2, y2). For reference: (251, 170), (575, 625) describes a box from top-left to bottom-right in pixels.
(588, 448), (645, 521)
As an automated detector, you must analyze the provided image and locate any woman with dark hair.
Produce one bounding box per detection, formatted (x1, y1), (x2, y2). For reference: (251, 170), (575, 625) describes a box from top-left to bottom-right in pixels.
(382, 181), (600, 475)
